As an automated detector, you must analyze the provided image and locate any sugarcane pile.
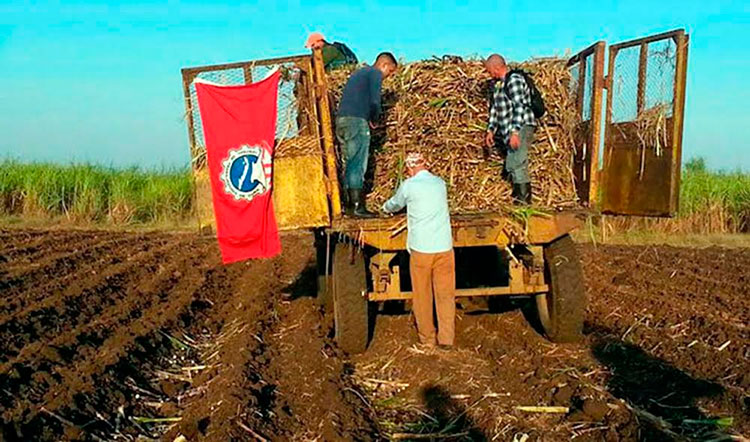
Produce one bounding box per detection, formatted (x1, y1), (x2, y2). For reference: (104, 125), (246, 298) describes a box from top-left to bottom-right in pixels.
(327, 57), (581, 212)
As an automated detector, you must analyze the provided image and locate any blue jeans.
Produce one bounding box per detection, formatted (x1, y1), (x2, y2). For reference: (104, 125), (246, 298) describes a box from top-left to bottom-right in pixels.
(335, 116), (370, 190)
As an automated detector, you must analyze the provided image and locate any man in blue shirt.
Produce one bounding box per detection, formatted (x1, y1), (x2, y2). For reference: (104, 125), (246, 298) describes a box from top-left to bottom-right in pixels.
(336, 52), (398, 217)
(383, 152), (455, 349)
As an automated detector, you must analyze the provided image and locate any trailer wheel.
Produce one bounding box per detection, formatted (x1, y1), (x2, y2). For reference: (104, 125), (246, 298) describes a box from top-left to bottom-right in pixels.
(317, 275), (332, 309)
(333, 243), (370, 354)
(314, 230), (333, 310)
(536, 234), (585, 343)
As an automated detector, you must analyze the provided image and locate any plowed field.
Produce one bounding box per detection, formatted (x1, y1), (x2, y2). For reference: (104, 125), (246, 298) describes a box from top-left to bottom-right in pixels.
(0, 229), (747, 441)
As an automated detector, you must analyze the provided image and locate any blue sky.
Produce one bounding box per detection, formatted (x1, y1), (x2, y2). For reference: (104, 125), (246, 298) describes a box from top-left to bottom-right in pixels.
(0, 1), (747, 171)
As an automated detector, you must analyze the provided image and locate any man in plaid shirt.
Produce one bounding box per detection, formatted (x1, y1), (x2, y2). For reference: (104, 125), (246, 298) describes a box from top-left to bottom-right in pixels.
(483, 54), (536, 204)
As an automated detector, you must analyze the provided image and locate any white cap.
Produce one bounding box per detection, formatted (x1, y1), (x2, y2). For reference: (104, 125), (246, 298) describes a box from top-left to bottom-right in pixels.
(405, 152), (425, 168)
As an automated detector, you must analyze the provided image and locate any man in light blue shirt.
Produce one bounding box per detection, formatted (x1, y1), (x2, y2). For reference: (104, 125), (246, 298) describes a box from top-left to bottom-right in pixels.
(383, 152), (456, 349)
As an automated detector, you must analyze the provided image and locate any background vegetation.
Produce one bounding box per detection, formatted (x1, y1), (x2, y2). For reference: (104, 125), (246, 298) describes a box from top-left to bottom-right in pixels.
(1, 158), (747, 234)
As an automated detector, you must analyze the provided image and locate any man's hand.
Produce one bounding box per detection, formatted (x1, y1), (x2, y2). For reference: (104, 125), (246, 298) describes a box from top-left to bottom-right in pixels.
(369, 121), (378, 130)
(509, 132), (521, 150)
(484, 130), (495, 148)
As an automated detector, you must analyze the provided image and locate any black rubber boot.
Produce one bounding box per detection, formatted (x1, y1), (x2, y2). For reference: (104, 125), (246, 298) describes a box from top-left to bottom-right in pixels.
(512, 183), (532, 205)
(511, 184), (523, 205)
(519, 183), (532, 205)
(343, 188), (354, 216)
(349, 189), (376, 218)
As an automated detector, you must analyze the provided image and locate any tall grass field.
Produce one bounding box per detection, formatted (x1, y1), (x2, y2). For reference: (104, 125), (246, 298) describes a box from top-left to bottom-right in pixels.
(678, 158), (750, 232)
(605, 158), (750, 234)
(0, 161), (193, 225)
(0, 158), (747, 232)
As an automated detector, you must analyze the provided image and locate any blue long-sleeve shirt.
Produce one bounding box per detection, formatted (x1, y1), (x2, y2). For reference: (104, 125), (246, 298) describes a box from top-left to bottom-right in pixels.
(382, 170), (453, 254)
(337, 66), (383, 121)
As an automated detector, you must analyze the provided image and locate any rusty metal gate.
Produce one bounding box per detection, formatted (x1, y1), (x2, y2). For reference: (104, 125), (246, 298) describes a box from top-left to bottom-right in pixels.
(600, 30), (689, 216)
(567, 41), (605, 206)
(181, 53), (340, 230)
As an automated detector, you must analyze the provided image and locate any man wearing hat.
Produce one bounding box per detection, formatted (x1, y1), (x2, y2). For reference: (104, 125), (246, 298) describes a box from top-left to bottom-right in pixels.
(305, 32), (358, 71)
(382, 153), (456, 349)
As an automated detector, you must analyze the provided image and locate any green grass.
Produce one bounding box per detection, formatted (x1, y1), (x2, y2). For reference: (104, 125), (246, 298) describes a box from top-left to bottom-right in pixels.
(0, 160), (194, 225)
(573, 230), (750, 248)
(0, 157), (747, 233)
(677, 157), (750, 231)
(575, 159), (750, 245)
(600, 158), (750, 237)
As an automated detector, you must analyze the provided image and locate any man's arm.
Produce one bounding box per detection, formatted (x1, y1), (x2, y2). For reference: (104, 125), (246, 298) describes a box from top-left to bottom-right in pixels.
(382, 181), (407, 213)
(507, 74), (528, 133)
(369, 70), (383, 122)
(485, 86), (502, 148)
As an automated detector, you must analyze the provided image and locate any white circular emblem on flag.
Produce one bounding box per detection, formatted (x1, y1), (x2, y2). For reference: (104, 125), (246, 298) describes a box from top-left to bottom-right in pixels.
(220, 144), (273, 201)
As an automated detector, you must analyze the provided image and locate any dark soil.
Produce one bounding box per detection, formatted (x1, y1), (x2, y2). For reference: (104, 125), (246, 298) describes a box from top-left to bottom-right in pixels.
(0, 229), (747, 441)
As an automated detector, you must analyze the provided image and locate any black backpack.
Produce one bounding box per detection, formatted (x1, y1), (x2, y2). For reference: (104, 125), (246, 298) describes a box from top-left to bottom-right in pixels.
(504, 69), (546, 119)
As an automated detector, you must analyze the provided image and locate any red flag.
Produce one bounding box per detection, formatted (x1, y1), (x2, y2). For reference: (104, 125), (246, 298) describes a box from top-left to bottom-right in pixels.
(195, 71), (282, 263)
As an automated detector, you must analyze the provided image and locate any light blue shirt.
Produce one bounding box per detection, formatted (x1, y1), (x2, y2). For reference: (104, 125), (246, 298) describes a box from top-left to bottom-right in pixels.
(382, 170), (453, 254)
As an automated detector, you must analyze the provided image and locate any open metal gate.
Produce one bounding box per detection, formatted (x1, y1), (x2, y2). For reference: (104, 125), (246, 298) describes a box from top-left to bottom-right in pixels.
(567, 41), (606, 206)
(600, 30), (689, 216)
(567, 29), (689, 216)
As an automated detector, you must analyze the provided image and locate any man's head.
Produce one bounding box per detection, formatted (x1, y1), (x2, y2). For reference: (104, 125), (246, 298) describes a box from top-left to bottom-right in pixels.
(405, 152), (427, 177)
(305, 32), (326, 50)
(374, 52), (398, 78)
(484, 54), (508, 79)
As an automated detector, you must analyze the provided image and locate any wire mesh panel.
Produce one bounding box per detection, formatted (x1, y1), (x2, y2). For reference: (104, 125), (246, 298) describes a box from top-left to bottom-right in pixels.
(582, 54), (595, 122)
(181, 54), (334, 231)
(182, 56), (322, 170)
(187, 68), (245, 159)
(611, 46), (640, 123)
(601, 30), (689, 216)
(567, 41), (605, 206)
(645, 39), (677, 117)
(568, 63), (581, 98)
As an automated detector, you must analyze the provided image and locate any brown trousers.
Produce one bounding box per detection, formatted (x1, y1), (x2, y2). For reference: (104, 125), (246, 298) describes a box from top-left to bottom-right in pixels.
(409, 249), (456, 346)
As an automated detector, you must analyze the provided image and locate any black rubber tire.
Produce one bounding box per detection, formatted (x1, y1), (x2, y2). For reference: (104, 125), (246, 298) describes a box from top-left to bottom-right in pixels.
(536, 234), (586, 343)
(332, 243), (370, 354)
(317, 275), (332, 309)
(314, 230), (333, 310)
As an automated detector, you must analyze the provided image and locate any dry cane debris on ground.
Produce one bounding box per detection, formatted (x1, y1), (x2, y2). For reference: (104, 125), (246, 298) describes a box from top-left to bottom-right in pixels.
(327, 57), (581, 212)
(2, 231), (749, 441)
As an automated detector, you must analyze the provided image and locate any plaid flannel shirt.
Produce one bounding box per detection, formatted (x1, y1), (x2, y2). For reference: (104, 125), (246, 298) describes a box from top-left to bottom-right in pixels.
(487, 73), (536, 143)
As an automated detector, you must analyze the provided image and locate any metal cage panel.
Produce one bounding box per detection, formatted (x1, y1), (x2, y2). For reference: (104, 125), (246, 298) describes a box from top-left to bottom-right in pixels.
(601, 30), (689, 216)
(567, 41), (605, 206)
(180, 53), (341, 231)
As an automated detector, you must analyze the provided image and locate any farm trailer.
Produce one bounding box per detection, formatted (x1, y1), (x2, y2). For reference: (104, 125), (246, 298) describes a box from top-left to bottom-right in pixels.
(181, 29), (689, 353)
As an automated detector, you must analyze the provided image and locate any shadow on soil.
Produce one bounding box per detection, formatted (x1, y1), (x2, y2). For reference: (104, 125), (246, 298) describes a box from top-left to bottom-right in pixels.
(587, 325), (731, 441)
(401, 384), (487, 441)
(280, 261), (318, 301)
